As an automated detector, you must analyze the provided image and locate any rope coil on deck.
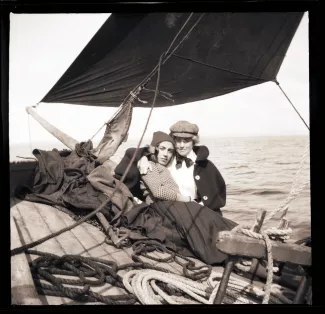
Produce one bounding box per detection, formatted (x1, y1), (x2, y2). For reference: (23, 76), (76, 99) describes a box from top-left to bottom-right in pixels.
(122, 268), (293, 305)
(26, 249), (177, 305)
(24, 240), (213, 305)
(23, 242), (295, 305)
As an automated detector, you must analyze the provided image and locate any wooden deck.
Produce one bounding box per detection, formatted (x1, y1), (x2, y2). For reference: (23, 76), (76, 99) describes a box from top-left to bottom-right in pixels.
(10, 198), (230, 305)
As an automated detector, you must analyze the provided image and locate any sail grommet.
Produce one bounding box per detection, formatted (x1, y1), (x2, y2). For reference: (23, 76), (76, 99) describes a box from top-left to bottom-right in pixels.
(195, 175), (200, 180)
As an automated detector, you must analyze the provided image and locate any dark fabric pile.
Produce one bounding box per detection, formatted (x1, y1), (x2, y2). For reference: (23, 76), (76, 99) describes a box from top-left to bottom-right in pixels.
(15, 142), (237, 265)
(121, 200), (238, 265)
(14, 141), (134, 221)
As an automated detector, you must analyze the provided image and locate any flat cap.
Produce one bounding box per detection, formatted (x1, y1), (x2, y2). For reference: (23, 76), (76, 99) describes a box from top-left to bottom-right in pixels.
(169, 120), (199, 138)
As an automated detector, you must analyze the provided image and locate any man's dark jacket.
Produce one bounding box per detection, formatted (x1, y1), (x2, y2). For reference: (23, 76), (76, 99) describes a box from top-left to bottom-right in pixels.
(114, 145), (226, 214)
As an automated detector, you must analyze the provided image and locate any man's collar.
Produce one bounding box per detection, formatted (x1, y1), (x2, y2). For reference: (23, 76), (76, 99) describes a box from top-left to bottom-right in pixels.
(187, 150), (197, 162)
(167, 150), (197, 169)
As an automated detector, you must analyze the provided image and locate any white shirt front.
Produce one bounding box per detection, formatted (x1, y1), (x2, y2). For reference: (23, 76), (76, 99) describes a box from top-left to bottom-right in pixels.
(167, 150), (197, 200)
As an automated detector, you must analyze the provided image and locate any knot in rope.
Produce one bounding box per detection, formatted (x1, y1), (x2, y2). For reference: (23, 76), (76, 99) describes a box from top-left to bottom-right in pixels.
(265, 226), (292, 242)
(234, 258), (252, 273)
(130, 91), (148, 104)
(230, 225), (274, 304)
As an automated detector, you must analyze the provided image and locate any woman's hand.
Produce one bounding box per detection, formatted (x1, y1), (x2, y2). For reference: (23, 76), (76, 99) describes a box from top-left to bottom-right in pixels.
(137, 156), (152, 175)
(176, 193), (191, 202)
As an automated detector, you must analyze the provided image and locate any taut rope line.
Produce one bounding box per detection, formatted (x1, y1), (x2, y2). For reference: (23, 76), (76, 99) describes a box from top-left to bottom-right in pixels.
(11, 14), (204, 257)
(275, 80), (309, 131)
(264, 141), (310, 223)
(88, 12), (196, 141)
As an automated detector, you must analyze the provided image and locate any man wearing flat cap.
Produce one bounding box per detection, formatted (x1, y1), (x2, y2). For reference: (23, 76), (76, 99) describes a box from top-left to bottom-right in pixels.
(114, 120), (226, 215)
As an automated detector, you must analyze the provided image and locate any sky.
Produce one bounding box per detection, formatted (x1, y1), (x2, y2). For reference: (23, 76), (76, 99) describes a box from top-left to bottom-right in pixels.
(9, 12), (309, 149)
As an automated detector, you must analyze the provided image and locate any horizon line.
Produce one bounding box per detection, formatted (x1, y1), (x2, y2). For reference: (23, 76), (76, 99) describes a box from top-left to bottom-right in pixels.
(10, 134), (309, 146)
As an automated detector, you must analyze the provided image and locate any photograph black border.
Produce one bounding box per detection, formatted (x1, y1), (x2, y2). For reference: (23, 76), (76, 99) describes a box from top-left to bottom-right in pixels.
(1, 0), (321, 310)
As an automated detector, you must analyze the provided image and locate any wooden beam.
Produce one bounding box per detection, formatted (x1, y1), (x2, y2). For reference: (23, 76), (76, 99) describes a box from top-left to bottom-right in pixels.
(216, 231), (311, 266)
(26, 106), (78, 150)
(214, 210), (267, 304)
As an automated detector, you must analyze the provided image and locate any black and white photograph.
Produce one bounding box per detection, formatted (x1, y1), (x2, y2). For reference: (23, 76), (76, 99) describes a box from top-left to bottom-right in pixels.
(8, 12), (311, 305)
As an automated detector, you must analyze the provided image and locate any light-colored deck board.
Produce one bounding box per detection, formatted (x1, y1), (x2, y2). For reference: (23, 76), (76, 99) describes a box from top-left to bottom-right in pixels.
(12, 200), (67, 254)
(55, 209), (121, 256)
(11, 215), (42, 305)
(31, 202), (139, 297)
(11, 200), (239, 305)
(11, 201), (70, 305)
(11, 201), (140, 303)
(32, 202), (87, 256)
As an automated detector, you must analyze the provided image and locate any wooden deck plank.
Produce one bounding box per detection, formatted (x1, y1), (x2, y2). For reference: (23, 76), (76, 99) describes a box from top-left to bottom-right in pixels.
(12, 201), (67, 255)
(12, 202), (126, 304)
(55, 208), (134, 297)
(32, 202), (87, 256)
(11, 202), (69, 305)
(11, 200), (235, 305)
(55, 209), (121, 257)
(11, 215), (42, 305)
(32, 203), (135, 297)
(12, 202), (104, 304)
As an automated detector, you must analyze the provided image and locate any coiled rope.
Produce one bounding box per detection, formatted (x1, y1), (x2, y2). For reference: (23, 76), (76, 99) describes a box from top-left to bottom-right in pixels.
(24, 240), (214, 305)
(125, 240), (292, 305)
(122, 268), (293, 305)
(11, 13), (204, 257)
(23, 235), (295, 305)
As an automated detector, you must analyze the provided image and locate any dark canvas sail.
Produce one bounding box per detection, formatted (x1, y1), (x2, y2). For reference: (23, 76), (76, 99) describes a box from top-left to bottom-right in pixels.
(41, 12), (303, 108)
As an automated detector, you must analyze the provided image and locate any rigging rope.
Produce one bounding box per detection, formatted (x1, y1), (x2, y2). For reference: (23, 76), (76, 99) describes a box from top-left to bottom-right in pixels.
(264, 141), (310, 223)
(88, 12), (197, 141)
(15, 13), (309, 304)
(275, 80), (310, 130)
(11, 58), (162, 255)
(25, 242), (294, 305)
(120, 13), (205, 106)
(231, 142), (310, 301)
(11, 13), (204, 257)
(27, 113), (33, 156)
(26, 102), (42, 156)
(228, 224), (275, 304)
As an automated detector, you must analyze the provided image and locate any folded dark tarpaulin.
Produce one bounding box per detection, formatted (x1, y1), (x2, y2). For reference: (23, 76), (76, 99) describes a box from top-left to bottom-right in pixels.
(15, 147), (134, 220)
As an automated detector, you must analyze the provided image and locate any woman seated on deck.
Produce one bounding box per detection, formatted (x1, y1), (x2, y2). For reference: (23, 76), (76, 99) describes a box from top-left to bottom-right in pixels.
(120, 131), (238, 265)
(139, 131), (193, 204)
